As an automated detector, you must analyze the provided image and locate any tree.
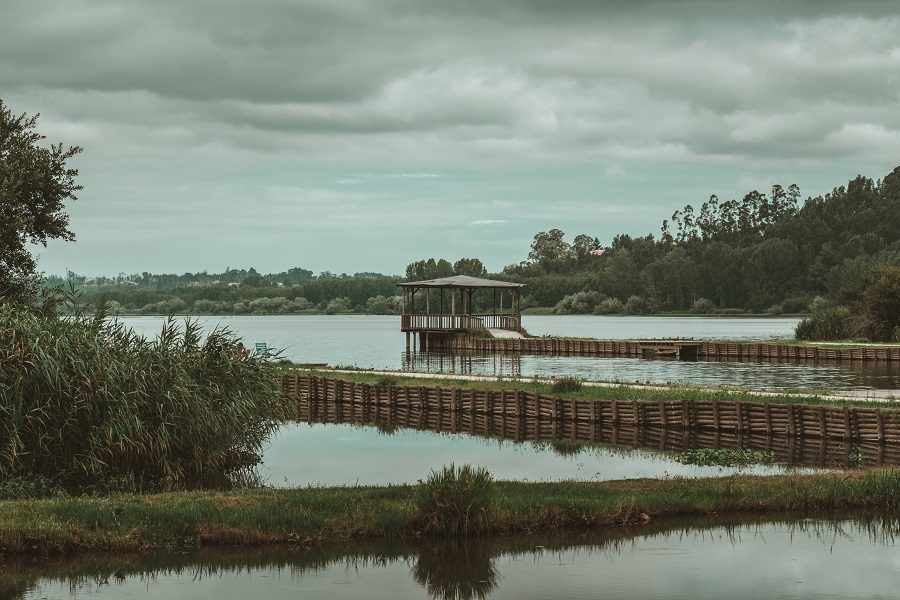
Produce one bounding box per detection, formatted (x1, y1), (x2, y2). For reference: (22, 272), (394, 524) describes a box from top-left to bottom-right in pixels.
(528, 229), (570, 265)
(452, 257), (487, 277)
(1, 100), (82, 303)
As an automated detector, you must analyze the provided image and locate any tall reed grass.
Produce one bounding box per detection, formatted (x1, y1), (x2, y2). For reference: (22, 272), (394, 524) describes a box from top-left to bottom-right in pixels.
(0, 296), (290, 492)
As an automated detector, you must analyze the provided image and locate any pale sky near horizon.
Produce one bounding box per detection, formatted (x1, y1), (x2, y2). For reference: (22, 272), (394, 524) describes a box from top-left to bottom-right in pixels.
(3, 0), (900, 276)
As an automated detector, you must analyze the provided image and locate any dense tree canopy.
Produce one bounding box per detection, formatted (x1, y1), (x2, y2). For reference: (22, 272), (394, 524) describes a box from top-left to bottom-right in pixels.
(0, 100), (82, 303)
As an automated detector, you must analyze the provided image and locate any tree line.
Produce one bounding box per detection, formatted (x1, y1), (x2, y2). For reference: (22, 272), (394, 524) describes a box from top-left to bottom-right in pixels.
(52, 166), (900, 318)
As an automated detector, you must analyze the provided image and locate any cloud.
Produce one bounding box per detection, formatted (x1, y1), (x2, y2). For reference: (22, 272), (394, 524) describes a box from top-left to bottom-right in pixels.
(469, 219), (509, 226)
(3, 0), (899, 274)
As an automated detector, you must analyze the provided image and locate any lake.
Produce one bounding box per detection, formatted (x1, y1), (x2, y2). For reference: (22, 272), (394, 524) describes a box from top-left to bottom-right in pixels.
(119, 315), (900, 390)
(11, 515), (899, 599)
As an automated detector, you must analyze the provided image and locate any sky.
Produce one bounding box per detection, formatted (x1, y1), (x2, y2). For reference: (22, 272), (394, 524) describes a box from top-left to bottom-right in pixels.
(3, 0), (900, 277)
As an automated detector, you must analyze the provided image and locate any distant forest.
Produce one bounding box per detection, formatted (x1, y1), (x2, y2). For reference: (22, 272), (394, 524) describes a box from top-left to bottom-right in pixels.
(57, 165), (900, 316)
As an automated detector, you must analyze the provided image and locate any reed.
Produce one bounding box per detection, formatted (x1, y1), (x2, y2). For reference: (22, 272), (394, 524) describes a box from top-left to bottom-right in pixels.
(0, 297), (290, 492)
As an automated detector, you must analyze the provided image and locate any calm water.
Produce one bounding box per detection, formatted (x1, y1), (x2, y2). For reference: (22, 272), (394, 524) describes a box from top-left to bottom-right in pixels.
(11, 516), (900, 599)
(120, 315), (900, 390)
(260, 422), (803, 487)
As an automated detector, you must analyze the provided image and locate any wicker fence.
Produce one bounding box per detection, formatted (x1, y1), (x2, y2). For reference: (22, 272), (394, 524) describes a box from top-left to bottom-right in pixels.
(281, 374), (900, 444)
(464, 338), (900, 362)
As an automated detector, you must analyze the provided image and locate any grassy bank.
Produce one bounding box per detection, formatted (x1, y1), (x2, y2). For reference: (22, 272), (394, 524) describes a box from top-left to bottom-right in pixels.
(286, 367), (897, 409)
(1, 470), (898, 555)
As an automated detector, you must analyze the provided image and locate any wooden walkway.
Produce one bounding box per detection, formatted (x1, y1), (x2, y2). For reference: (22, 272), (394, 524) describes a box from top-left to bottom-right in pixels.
(464, 337), (900, 363)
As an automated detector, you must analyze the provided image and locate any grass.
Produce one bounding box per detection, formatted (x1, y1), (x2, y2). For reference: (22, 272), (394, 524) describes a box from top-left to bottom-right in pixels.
(1, 469), (898, 555)
(283, 367), (899, 409)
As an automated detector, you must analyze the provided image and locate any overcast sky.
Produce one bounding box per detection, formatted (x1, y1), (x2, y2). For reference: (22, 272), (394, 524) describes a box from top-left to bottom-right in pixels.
(4, 0), (900, 276)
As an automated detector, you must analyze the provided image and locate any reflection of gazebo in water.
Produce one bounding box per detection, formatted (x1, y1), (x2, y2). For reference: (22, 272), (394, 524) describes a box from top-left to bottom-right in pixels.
(398, 275), (525, 351)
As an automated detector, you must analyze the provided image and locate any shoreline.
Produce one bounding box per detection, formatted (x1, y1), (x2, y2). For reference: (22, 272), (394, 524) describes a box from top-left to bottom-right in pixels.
(1, 470), (897, 556)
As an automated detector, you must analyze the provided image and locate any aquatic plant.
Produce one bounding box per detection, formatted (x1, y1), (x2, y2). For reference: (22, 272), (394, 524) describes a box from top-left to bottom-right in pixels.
(415, 464), (495, 536)
(0, 296), (289, 492)
(676, 448), (776, 467)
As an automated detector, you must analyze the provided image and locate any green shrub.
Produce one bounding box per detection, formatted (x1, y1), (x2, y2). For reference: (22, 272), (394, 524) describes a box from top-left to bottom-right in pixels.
(624, 295), (652, 314)
(0, 297), (289, 492)
(795, 306), (855, 341)
(690, 298), (716, 314)
(415, 464), (494, 536)
(594, 297), (625, 314)
(551, 376), (583, 393)
(553, 291), (605, 314)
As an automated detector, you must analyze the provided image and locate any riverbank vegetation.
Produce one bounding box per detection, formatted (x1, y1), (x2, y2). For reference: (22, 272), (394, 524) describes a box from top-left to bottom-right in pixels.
(1, 469), (898, 554)
(50, 166), (899, 318)
(0, 296), (290, 495)
(796, 265), (900, 343)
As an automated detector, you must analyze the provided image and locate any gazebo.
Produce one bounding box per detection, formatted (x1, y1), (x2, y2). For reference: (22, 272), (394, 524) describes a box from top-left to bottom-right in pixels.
(397, 275), (525, 351)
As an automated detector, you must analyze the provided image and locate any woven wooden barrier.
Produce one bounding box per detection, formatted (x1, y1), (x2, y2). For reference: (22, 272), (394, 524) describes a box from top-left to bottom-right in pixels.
(461, 338), (900, 362)
(295, 396), (900, 469)
(281, 374), (900, 444)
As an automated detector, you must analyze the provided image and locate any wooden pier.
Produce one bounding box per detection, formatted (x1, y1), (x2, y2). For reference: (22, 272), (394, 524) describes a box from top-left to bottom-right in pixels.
(463, 337), (900, 363)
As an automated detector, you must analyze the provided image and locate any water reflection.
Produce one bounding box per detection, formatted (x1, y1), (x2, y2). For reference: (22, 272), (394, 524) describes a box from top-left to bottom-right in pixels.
(401, 350), (900, 390)
(296, 397), (900, 470)
(8, 515), (900, 599)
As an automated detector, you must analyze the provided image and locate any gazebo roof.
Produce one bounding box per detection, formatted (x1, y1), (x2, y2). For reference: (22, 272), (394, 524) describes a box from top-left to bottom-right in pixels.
(397, 275), (525, 289)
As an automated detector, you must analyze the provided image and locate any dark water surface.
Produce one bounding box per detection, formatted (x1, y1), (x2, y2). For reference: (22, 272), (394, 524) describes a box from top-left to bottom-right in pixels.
(10, 516), (900, 599)
(119, 315), (900, 390)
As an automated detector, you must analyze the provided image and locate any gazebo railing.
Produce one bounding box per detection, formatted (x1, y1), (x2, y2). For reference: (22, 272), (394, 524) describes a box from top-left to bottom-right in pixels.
(401, 314), (520, 332)
(477, 314), (521, 330)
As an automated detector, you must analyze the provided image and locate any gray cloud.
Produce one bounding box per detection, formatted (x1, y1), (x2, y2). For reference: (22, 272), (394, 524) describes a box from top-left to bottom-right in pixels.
(3, 0), (899, 274)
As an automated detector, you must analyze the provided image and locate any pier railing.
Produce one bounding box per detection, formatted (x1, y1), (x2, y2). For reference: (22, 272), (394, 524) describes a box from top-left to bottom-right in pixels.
(401, 313), (521, 332)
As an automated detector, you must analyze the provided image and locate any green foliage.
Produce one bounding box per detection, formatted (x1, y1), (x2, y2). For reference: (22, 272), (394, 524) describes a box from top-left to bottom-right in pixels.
(676, 448), (775, 467)
(845, 265), (900, 342)
(624, 295), (652, 314)
(553, 290), (605, 314)
(795, 306), (855, 341)
(404, 257), (487, 281)
(0, 474), (63, 500)
(503, 166), (900, 312)
(690, 298), (716, 314)
(0, 100), (82, 304)
(550, 376), (583, 393)
(0, 294), (289, 492)
(415, 464), (494, 536)
(594, 297), (625, 314)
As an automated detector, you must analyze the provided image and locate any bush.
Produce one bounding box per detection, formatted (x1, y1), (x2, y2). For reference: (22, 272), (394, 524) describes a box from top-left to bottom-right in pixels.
(807, 296), (835, 313)
(415, 464), (494, 536)
(765, 304), (783, 316)
(0, 298), (289, 492)
(795, 306), (855, 341)
(690, 298), (716, 314)
(594, 298), (625, 314)
(324, 297), (354, 314)
(780, 295), (811, 314)
(551, 376), (583, 393)
(624, 295), (652, 315)
(553, 291), (605, 314)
